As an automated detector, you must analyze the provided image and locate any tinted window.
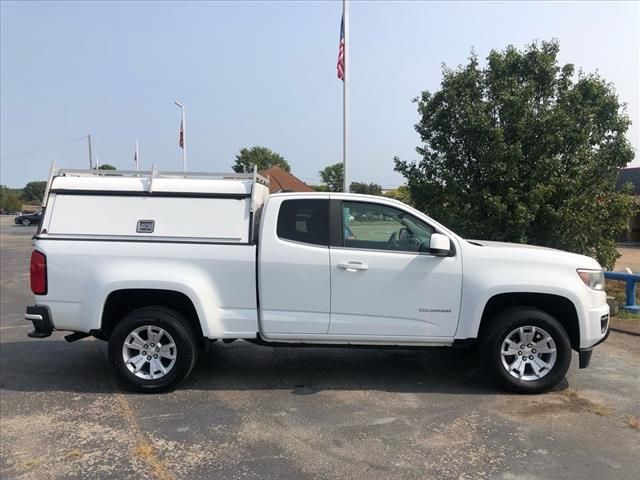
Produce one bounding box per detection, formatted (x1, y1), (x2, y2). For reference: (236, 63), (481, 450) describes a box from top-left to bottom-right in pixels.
(277, 199), (329, 247)
(342, 201), (434, 253)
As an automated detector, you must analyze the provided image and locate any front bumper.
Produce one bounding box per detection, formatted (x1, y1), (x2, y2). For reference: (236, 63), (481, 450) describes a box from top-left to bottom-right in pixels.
(581, 301), (610, 348)
(25, 305), (54, 338)
(577, 319), (610, 369)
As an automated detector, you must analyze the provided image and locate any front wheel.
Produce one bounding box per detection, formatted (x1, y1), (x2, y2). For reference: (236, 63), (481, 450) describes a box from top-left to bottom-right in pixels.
(480, 307), (572, 394)
(22, 218), (31, 226)
(108, 306), (198, 392)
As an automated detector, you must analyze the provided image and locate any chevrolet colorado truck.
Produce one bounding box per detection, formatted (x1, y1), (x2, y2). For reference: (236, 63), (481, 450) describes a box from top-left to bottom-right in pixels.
(25, 168), (610, 393)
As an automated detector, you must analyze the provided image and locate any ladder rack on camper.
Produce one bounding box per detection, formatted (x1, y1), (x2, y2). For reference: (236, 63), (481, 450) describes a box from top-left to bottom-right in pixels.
(41, 162), (270, 207)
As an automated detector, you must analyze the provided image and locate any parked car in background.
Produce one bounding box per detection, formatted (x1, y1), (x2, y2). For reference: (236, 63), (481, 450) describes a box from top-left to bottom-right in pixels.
(15, 210), (42, 226)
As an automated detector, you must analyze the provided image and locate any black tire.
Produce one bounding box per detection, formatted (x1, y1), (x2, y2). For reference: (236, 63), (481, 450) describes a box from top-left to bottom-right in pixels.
(108, 306), (198, 392)
(480, 307), (572, 394)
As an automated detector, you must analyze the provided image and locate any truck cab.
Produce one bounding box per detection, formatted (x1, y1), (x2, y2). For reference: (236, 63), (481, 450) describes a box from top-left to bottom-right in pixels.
(258, 194), (462, 341)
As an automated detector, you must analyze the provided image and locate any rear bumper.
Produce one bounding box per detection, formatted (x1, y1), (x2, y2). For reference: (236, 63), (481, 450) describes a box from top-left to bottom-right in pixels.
(25, 305), (54, 338)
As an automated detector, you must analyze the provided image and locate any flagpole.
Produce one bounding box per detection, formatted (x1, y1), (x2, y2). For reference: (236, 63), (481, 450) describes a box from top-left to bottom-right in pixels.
(342, 0), (349, 193)
(175, 101), (187, 171)
(87, 134), (93, 169)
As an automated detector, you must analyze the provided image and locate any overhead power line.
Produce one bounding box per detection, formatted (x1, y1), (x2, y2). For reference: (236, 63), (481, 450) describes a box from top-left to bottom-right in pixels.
(0, 136), (88, 161)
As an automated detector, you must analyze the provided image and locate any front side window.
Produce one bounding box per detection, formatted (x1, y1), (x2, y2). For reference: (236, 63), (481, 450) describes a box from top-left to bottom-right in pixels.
(341, 201), (434, 253)
(277, 199), (329, 246)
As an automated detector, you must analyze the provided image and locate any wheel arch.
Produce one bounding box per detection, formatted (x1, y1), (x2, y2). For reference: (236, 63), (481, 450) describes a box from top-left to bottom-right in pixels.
(100, 289), (205, 344)
(478, 292), (580, 350)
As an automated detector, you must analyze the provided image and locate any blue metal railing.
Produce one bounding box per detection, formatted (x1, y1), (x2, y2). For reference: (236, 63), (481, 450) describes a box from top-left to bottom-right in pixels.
(604, 271), (640, 313)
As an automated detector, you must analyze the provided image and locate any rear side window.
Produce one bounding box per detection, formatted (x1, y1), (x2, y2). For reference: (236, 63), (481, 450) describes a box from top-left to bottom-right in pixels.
(277, 199), (329, 247)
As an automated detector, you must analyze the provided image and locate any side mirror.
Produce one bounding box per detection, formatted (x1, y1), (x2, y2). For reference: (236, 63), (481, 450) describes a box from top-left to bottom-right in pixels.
(429, 233), (451, 256)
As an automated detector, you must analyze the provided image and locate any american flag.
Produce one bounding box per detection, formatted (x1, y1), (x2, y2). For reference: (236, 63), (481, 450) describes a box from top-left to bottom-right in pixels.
(337, 15), (345, 81)
(179, 119), (184, 148)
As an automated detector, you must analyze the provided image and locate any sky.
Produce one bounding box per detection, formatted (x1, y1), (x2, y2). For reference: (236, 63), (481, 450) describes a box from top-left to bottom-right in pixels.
(1, 0), (638, 188)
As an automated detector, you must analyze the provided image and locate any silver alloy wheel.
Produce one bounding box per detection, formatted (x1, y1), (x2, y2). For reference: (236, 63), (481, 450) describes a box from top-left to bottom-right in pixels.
(22, 219), (30, 226)
(500, 325), (557, 381)
(122, 325), (177, 380)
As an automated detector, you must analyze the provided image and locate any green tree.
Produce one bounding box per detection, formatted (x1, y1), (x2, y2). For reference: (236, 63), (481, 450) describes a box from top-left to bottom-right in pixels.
(96, 164), (116, 170)
(319, 163), (344, 192)
(350, 182), (382, 195)
(384, 185), (412, 205)
(310, 184), (330, 192)
(232, 146), (290, 173)
(22, 181), (47, 203)
(0, 186), (23, 212)
(394, 40), (635, 269)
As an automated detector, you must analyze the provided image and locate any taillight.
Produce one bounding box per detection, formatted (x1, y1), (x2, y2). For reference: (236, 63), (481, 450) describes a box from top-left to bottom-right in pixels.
(30, 250), (47, 295)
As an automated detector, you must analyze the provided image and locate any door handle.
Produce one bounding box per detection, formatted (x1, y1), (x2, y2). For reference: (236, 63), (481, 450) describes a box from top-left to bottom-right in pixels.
(337, 262), (369, 272)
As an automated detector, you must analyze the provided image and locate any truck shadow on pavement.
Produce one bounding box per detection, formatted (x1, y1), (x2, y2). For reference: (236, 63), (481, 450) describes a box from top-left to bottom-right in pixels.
(187, 341), (498, 395)
(0, 338), (566, 395)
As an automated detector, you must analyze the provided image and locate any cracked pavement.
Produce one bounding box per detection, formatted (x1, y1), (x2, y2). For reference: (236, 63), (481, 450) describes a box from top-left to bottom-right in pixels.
(1, 217), (638, 479)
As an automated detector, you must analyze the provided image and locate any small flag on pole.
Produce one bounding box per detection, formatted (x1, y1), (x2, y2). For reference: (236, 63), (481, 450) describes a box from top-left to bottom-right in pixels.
(175, 101), (187, 171)
(337, 15), (345, 81)
(134, 139), (139, 171)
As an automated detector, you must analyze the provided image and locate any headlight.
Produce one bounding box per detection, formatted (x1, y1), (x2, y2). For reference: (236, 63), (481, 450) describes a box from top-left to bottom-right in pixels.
(577, 269), (605, 291)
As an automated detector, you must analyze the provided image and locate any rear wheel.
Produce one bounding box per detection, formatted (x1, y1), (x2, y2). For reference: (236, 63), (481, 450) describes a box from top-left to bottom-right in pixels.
(108, 306), (198, 392)
(480, 307), (572, 394)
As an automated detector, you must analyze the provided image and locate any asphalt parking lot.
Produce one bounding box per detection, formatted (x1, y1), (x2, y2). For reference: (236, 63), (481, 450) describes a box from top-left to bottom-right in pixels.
(1, 216), (638, 480)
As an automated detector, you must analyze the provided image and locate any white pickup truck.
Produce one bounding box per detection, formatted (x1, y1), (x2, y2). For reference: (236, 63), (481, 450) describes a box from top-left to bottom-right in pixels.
(26, 168), (610, 393)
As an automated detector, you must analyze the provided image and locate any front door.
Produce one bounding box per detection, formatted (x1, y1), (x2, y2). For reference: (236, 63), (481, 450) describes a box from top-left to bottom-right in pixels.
(329, 200), (462, 338)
